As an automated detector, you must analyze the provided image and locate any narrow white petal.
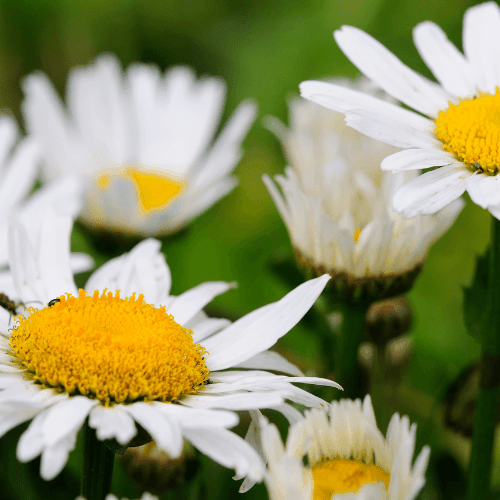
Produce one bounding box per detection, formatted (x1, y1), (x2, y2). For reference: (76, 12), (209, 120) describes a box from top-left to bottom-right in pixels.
(167, 281), (236, 326)
(191, 318), (232, 342)
(466, 172), (500, 209)
(0, 116), (19, 167)
(393, 164), (471, 218)
(345, 109), (441, 149)
(40, 432), (77, 480)
(381, 149), (453, 171)
(153, 402), (238, 429)
(183, 426), (265, 481)
(299, 80), (433, 131)
(89, 405), (137, 445)
(463, 2), (500, 93)
(235, 350), (304, 376)
(413, 21), (478, 97)
(0, 401), (46, 438)
(334, 25), (451, 117)
(181, 392), (284, 410)
(17, 410), (48, 462)
(125, 403), (183, 457)
(204, 275), (330, 371)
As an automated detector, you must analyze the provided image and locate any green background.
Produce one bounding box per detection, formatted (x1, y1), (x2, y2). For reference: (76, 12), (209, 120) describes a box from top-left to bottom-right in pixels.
(0, 0), (494, 498)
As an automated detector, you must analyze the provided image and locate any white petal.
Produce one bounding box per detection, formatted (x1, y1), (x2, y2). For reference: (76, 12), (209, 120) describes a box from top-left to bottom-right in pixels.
(466, 172), (500, 209)
(0, 401), (47, 438)
(345, 109), (441, 149)
(204, 275), (330, 371)
(167, 281), (236, 326)
(125, 403), (183, 457)
(191, 318), (232, 342)
(413, 21), (478, 97)
(0, 116), (18, 167)
(381, 149), (453, 171)
(393, 164), (471, 218)
(463, 2), (500, 94)
(153, 402), (238, 429)
(183, 426), (265, 481)
(88, 405), (137, 445)
(181, 392), (284, 410)
(234, 350), (304, 376)
(299, 80), (433, 131)
(334, 25), (451, 117)
(40, 432), (77, 480)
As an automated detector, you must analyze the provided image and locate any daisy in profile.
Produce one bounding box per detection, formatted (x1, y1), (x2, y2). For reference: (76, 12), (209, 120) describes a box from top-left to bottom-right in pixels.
(0, 207), (339, 484)
(22, 54), (257, 236)
(264, 81), (463, 300)
(300, 2), (500, 219)
(255, 395), (429, 500)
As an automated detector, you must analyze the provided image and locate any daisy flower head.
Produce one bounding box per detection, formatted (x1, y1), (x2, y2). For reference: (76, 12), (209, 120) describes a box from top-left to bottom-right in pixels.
(300, 2), (500, 219)
(264, 80), (463, 301)
(22, 54), (257, 236)
(0, 207), (340, 482)
(259, 395), (430, 500)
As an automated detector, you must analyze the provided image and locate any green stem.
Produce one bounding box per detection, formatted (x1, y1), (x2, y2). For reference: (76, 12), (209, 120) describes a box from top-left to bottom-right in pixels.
(467, 217), (500, 500)
(335, 301), (369, 400)
(81, 421), (115, 500)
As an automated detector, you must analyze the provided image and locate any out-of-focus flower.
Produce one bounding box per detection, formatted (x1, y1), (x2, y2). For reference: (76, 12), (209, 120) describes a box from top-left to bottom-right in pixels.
(76, 493), (158, 500)
(255, 395), (430, 500)
(265, 80), (463, 300)
(22, 54), (257, 236)
(0, 207), (339, 482)
(301, 2), (500, 220)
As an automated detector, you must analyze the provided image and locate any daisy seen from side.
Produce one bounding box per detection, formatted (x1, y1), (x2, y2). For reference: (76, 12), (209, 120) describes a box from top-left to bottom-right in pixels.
(22, 54), (257, 236)
(264, 80), (463, 299)
(300, 2), (500, 219)
(0, 207), (339, 483)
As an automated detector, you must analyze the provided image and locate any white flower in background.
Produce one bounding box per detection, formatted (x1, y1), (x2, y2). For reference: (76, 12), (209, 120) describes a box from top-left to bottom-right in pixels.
(22, 54), (257, 236)
(255, 396), (429, 500)
(264, 82), (463, 299)
(77, 494), (158, 500)
(300, 2), (500, 219)
(0, 207), (339, 482)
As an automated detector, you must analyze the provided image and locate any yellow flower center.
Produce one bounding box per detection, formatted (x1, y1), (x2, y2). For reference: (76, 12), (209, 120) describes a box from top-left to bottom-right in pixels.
(312, 458), (390, 500)
(10, 289), (209, 405)
(97, 167), (185, 213)
(353, 229), (362, 243)
(435, 89), (500, 175)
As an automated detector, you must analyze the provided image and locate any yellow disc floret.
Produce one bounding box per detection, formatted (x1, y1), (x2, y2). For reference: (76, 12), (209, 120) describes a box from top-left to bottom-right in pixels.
(10, 289), (209, 405)
(312, 458), (390, 500)
(435, 89), (500, 175)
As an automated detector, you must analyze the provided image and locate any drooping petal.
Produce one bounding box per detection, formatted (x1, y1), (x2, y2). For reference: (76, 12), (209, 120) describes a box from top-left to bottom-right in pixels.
(381, 148), (453, 171)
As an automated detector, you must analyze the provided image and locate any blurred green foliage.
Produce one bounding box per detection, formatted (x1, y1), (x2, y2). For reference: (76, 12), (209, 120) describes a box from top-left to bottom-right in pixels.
(0, 0), (494, 498)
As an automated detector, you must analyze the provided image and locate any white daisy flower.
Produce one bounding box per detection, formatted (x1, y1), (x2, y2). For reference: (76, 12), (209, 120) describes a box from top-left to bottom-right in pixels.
(264, 83), (463, 299)
(256, 395), (430, 500)
(0, 207), (339, 482)
(22, 53), (257, 236)
(300, 2), (500, 219)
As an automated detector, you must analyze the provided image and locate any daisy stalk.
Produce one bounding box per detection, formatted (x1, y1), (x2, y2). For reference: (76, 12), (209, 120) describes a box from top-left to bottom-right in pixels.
(467, 216), (500, 500)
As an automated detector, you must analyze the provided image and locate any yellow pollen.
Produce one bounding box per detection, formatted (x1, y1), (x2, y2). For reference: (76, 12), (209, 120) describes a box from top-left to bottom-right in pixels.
(435, 89), (500, 175)
(353, 229), (362, 243)
(97, 173), (110, 189)
(127, 168), (184, 213)
(10, 289), (209, 405)
(312, 458), (390, 500)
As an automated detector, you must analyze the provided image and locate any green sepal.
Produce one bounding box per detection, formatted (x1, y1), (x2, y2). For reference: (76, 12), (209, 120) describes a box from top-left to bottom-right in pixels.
(463, 248), (489, 344)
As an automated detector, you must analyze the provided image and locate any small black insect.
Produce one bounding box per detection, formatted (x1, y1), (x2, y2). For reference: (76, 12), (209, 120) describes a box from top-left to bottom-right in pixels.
(48, 298), (61, 307)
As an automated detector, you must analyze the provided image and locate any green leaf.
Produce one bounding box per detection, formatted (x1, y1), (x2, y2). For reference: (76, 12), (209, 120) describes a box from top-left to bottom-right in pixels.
(463, 249), (489, 343)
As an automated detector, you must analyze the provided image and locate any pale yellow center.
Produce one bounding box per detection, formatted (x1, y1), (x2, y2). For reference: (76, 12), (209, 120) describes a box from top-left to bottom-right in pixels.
(354, 229), (362, 243)
(312, 458), (390, 500)
(10, 289), (209, 405)
(435, 89), (500, 174)
(97, 167), (185, 213)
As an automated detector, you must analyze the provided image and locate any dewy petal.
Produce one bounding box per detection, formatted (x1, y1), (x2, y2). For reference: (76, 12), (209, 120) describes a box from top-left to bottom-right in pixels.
(183, 426), (265, 482)
(299, 80), (434, 132)
(463, 2), (500, 94)
(413, 21), (478, 98)
(344, 109), (441, 149)
(89, 405), (137, 446)
(466, 172), (500, 209)
(203, 275), (330, 371)
(334, 25), (451, 117)
(393, 164), (471, 218)
(381, 149), (453, 171)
